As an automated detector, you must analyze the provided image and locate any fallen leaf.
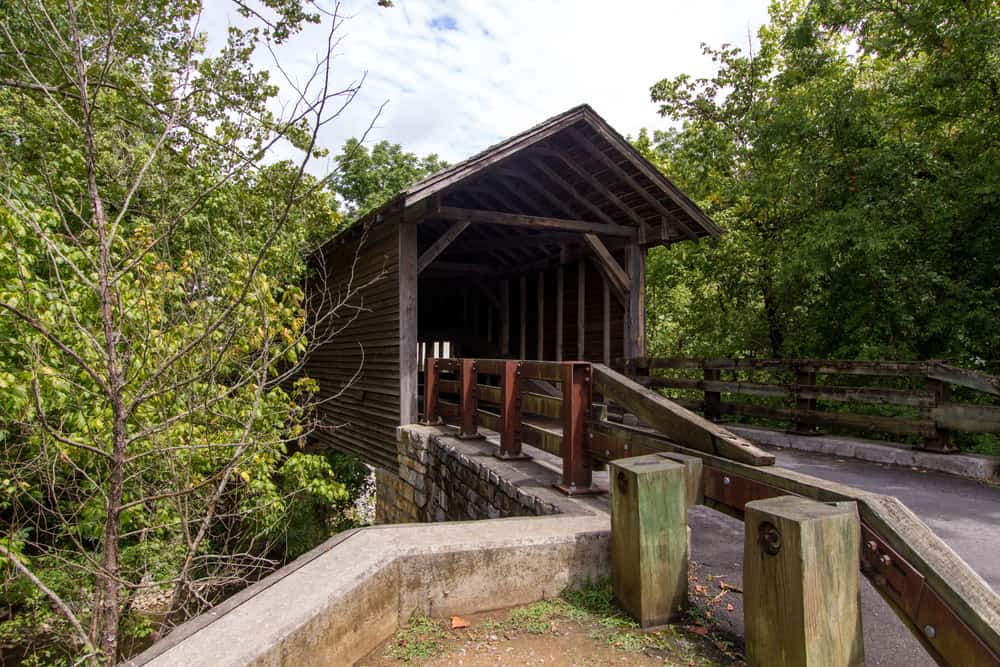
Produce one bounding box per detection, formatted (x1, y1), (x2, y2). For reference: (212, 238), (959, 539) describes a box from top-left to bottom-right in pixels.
(694, 584), (708, 596)
(451, 616), (470, 629)
(726, 603), (735, 612)
(685, 625), (709, 636)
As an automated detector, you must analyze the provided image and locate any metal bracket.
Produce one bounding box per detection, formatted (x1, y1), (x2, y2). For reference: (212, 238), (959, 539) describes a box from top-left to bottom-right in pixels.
(861, 523), (999, 667)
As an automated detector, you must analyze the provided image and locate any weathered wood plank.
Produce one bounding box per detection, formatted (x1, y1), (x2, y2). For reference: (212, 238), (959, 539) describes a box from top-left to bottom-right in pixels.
(744, 497), (865, 667)
(398, 221), (417, 426)
(611, 456), (688, 628)
(928, 363), (1000, 397)
(932, 403), (1000, 433)
(640, 376), (934, 407)
(593, 364), (775, 465)
(625, 244), (646, 360)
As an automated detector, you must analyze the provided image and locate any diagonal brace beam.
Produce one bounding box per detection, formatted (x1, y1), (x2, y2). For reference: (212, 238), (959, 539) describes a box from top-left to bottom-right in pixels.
(418, 219), (471, 274)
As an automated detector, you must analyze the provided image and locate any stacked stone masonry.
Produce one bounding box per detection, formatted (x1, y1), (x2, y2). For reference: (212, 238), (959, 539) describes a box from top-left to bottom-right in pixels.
(376, 425), (563, 524)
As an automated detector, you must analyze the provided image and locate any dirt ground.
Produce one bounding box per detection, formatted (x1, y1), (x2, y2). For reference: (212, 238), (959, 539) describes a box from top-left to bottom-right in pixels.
(356, 579), (745, 667)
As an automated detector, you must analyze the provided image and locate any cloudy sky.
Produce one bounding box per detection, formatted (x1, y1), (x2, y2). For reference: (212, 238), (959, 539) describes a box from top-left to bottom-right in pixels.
(203, 1), (771, 168)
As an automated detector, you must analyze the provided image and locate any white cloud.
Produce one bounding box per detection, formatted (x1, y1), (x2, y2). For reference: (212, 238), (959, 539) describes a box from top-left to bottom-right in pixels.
(201, 0), (771, 166)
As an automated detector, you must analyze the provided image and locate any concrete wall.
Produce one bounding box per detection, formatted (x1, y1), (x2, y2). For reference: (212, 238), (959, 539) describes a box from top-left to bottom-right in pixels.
(376, 425), (567, 523)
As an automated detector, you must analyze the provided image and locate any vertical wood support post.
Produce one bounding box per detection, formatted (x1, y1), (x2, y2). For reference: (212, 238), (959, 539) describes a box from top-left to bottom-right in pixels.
(537, 271), (545, 360)
(924, 379), (954, 451)
(610, 455), (688, 628)
(625, 244), (647, 361)
(555, 362), (599, 494)
(555, 264), (564, 361)
(500, 280), (510, 356)
(744, 496), (865, 667)
(458, 358), (481, 439)
(519, 275), (527, 359)
(577, 262), (586, 360)
(424, 357), (440, 424)
(399, 221), (418, 425)
(793, 366), (818, 434)
(704, 367), (721, 421)
(495, 360), (529, 460)
(602, 272), (611, 366)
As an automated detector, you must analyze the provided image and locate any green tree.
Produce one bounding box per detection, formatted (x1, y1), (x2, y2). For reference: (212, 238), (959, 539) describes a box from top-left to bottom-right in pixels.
(641, 0), (1000, 367)
(331, 137), (448, 220)
(0, 1), (379, 662)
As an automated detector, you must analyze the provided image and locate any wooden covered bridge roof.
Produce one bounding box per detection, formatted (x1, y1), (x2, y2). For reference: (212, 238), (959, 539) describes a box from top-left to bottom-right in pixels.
(323, 103), (721, 269)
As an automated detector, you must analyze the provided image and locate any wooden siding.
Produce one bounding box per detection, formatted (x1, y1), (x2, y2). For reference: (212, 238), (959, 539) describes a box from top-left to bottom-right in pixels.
(304, 220), (400, 469)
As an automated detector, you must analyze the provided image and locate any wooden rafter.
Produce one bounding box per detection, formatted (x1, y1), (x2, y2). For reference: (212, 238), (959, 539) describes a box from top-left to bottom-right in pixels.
(564, 127), (699, 241)
(526, 154), (624, 226)
(533, 145), (646, 227)
(417, 219), (470, 273)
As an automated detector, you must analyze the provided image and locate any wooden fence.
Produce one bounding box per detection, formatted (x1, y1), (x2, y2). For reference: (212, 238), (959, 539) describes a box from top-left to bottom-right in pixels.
(621, 358), (1000, 451)
(422, 358), (999, 666)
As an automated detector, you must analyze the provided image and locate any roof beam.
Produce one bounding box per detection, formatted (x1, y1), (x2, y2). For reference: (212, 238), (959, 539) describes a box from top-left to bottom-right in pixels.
(446, 233), (582, 254)
(418, 220), (471, 274)
(437, 206), (636, 239)
(565, 127), (699, 241)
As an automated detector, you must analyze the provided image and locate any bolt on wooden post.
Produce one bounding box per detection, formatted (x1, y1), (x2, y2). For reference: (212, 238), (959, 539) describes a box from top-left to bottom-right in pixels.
(744, 495), (865, 667)
(610, 455), (688, 628)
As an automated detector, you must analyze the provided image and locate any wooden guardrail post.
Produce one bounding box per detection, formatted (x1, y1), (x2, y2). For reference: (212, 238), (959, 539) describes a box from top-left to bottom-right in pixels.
(495, 360), (529, 459)
(457, 358), (481, 439)
(556, 361), (598, 494)
(744, 496), (864, 667)
(923, 378), (955, 451)
(424, 357), (440, 424)
(610, 455), (688, 628)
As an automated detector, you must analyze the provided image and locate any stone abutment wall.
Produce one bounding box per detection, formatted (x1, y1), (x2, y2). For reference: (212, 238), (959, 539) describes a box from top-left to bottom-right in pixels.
(376, 425), (567, 524)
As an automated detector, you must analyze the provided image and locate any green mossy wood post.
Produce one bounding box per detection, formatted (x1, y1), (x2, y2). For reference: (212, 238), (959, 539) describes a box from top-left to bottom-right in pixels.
(610, 455), (688, 628)
(744, 496), (865, 667)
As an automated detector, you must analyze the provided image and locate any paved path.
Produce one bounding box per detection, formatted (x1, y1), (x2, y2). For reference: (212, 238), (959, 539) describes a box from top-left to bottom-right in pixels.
(689, 446), (1000, 666)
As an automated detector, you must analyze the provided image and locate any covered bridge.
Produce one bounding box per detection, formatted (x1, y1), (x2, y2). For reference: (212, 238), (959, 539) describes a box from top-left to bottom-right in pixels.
(304, 104), (721, 469)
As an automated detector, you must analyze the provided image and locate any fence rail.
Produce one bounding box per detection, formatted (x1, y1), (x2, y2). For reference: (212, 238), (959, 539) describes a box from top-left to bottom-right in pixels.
(421, 357), (1000, 667)
(621, 357), (1000, 451)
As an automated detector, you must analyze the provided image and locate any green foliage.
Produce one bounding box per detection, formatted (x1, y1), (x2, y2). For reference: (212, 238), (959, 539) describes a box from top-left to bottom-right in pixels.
(0, 1), (367, 662)
(330, 138), (448, 220)
(641, 0), (1000, 370)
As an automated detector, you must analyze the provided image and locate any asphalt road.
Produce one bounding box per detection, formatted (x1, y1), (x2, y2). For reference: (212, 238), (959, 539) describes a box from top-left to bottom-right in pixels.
(688, 446), (1000, 666)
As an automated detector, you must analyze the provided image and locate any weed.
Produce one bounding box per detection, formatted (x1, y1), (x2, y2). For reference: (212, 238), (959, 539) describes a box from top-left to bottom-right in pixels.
(384, 613), (445, 662)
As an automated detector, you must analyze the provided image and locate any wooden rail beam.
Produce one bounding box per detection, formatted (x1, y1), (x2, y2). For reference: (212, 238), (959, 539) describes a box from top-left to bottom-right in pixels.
(593, 364), (774, 466)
